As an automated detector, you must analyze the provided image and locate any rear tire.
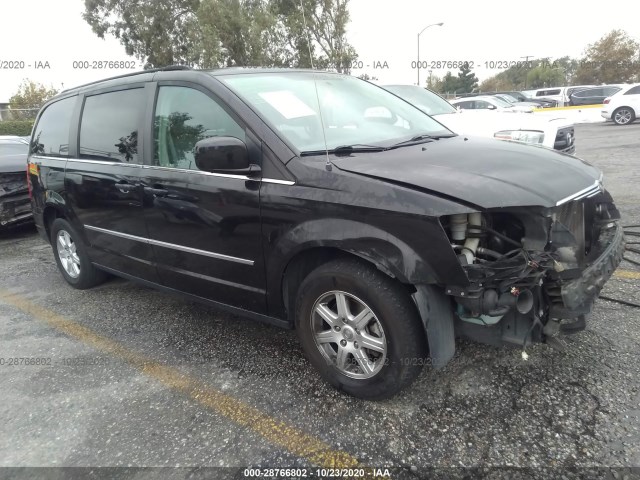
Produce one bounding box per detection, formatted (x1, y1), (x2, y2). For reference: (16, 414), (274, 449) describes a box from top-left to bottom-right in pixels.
(612, 107), (635, 125)
(295, 258), (428, 400)
(51, 218), (107, 289)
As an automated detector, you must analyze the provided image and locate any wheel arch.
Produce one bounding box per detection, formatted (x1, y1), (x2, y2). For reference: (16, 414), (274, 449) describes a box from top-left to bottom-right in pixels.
(271, 218), (442, 324)
(42, 203), (65, 243)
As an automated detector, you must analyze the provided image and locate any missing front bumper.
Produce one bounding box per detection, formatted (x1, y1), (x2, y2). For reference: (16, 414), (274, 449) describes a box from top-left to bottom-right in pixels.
(555, 222), (625, 315)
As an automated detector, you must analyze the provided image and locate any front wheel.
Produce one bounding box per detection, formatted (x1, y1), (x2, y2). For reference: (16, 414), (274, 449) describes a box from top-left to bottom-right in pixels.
(295, 258), (428, 400)
(51, 218), (107, 289)
(613, 107), (636, 125)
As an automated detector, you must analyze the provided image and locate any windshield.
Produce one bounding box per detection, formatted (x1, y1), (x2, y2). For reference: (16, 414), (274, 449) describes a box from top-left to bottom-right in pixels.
(486, 96), (512, 107)
(383, 85), (457, 116)
(498, 94), (518, 103)
(219, 72), (452, 153)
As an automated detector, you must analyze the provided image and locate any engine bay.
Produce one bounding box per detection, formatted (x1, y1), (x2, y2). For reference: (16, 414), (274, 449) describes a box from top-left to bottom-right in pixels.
(441, 191), (622, 348)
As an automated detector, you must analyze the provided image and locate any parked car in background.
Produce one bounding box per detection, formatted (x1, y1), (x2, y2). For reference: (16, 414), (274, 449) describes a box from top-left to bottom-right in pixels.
(531, 86), (597, 107)
(601, 83), (640, 125)
(568, 86), (622, 106)
(492, 93), (543, 109)
(383, 85), (575, 154)
(457, 91), (556, 108)
(492, 91), (556, 107)
(450, 95), (534, 113)
(0, 136), (32, 229)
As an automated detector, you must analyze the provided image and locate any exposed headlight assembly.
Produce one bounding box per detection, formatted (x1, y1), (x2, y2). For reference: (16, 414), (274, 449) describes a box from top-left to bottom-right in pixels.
(494, 130), (545, 145)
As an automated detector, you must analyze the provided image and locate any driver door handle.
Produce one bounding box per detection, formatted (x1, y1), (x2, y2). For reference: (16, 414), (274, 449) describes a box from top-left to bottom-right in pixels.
(115, 181), (138, 193)
(144, 186), (169, 197)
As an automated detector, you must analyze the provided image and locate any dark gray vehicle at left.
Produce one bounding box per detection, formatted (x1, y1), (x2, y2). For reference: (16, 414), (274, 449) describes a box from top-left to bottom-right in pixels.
(27, 68), (624, 399)
(0, 136), (32, 229)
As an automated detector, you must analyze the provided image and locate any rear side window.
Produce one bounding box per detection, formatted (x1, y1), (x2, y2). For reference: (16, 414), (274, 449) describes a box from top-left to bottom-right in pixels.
(30, 96), (76, 157)
(625, 85), (640, 95)
(80, 88), (145, 163)
(537, 89), (561, 96)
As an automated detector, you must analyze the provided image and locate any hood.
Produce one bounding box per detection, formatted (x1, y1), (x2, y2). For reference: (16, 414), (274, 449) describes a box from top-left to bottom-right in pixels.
(331, 136), (601, 209)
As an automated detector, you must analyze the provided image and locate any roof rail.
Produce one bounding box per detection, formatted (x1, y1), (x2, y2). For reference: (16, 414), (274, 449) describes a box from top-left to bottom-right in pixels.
(61, 65), (193, 93)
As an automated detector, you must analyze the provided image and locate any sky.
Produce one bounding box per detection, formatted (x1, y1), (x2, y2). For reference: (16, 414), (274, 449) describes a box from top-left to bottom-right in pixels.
(0, 0), (638, 101)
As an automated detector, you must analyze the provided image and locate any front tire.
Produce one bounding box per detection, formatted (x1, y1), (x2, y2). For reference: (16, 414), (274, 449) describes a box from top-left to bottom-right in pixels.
(295, 258), (428, 400)
(51, 218), (107, 289)
(613, 107), (635, 125)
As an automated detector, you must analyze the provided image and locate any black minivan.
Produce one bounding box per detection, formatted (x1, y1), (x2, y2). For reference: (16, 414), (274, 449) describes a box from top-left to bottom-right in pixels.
(27, 67), (624, 399)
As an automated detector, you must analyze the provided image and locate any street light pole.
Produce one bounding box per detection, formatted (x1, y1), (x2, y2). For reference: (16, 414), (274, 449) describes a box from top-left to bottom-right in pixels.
(520, 55), (533, 89)
(417, 22), (444, 86)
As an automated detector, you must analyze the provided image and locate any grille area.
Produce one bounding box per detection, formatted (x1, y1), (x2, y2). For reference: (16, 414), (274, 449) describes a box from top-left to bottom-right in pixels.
(554, 126), (576, 153)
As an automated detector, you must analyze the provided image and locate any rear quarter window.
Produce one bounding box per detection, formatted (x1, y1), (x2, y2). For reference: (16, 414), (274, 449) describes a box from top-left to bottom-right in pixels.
(79, 88), (145, 163)
(624, 85), (640, 95)
(30, 96), (76, 157)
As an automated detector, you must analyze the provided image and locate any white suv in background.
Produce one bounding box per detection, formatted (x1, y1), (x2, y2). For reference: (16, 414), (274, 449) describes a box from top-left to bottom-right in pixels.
(601, 83), (640, 125)
(383, 85), (576, 154)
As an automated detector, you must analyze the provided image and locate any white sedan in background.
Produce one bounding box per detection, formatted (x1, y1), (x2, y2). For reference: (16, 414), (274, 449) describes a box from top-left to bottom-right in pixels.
(450, 95), (535, 113)
(601, 83), (640, 125)
(383, 85), (575, 154)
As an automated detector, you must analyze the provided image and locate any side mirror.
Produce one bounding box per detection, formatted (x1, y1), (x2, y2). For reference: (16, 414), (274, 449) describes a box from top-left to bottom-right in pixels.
(486, 105), (497, 110)
(194, 136), (259, 175)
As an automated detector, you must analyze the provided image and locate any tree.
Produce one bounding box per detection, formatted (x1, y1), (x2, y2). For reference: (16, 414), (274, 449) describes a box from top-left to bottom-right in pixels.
(574, 29), (640, 84)
(9, 80), (59, 120)
(436, 72), (460, 94)
(197, 0), (289, 67)
(271, 0), (357, 73)
(456, 63), (478, 93)
(82, 0), (358, 70)
(426, 73), (441, 91)
(357, 73), (378, 81)
(82, 0), (203, 68)
(479, 56), (579, 91)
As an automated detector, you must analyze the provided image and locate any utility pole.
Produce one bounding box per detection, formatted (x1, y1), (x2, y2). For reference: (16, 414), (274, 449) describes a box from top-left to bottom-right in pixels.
(520, 55), (533, 89)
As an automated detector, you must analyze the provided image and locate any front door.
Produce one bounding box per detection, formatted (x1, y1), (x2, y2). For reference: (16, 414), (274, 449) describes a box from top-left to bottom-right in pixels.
(141, 84), (267, 312)
(65, 86), (159, 282)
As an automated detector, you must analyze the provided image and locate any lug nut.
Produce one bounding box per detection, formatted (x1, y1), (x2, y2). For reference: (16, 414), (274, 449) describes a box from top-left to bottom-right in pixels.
(355, 329), (360, 335)
(353, 342), (359, 349)
(334, 326), (341, 332)
(340, 340), (347, 347)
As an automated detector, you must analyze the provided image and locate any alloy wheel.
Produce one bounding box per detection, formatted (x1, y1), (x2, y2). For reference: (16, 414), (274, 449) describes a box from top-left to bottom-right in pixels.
(310, 290), (387, 379)
(614, 109), (632, 125)
(56, 230), (81, 278)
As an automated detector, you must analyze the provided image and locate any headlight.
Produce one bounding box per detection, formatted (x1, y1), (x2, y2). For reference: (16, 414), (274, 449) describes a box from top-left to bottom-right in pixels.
(494, 130), (545, 144)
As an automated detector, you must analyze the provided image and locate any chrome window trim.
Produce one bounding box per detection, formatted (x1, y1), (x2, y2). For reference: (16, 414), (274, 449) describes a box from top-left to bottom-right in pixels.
(66, 158), (144, 167)
(141, 164), (251, 180)
(261, 178), (296, 185)
(30, 155), (69, 162)
(555, 180), (602, 206)
(84, 225), (254, 266)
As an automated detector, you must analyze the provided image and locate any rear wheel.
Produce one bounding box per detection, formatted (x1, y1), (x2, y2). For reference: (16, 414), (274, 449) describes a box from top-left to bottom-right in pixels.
(295, 258), (428, 400)
(613, 107), (636, 125)
(51, 218), (107, 289)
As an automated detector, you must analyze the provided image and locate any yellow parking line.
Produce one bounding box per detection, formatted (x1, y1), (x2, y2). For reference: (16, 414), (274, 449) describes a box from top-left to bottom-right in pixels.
(614, 269), (640, 280)
(0, 290), (362, 470)
(533, 104), (603, 112)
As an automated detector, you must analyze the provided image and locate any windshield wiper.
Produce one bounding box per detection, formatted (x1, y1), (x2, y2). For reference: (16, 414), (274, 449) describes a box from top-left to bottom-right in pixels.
(388, 132), (456, 149)
(300, 144), (387, 156)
